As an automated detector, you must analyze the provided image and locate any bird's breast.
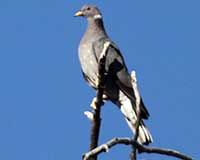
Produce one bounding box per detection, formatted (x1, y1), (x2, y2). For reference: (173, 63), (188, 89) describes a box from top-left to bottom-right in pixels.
(78, 42), (99, 87)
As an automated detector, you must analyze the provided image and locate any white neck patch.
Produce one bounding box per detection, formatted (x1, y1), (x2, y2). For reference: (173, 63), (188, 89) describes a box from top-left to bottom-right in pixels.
(94, 14), (102, 19)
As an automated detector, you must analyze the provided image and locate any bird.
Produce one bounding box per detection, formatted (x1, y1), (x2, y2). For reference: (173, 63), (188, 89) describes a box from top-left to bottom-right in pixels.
(74, 4), (153, 145)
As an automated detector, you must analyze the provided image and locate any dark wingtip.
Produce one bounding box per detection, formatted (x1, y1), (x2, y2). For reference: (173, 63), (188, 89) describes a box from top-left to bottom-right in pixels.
(140, 98), (150, 119)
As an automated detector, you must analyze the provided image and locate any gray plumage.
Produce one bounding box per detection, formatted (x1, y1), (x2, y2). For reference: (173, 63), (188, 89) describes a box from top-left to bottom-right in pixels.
(75, 4), (153, 144)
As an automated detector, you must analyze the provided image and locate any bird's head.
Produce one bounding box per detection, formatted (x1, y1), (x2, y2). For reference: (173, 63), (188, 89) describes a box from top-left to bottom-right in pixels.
(74, 4), (102, 20)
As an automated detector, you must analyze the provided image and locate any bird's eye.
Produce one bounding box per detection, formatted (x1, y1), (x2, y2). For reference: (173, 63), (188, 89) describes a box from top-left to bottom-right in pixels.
(87, 7), (91, 11)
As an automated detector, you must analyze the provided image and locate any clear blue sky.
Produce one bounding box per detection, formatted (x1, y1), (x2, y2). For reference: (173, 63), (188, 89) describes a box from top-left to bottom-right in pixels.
(0, 0), (199, 160)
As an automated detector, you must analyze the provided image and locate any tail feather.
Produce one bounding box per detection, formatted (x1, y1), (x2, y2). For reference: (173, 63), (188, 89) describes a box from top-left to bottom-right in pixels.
(118, 91), (153, 145)
(125, 118), (153, 145)
(139, 121), (153, 144)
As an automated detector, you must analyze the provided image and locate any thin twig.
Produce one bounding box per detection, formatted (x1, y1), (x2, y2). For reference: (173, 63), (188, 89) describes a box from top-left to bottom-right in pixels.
(83, 137), (193, 160)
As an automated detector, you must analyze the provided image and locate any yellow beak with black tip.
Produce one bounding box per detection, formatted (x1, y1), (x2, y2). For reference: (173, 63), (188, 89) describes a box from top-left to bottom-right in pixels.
(74, 11), (83, 17)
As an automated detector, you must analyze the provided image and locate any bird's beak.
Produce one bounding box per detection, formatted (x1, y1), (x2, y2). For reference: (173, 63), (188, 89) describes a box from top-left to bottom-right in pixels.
(74, 10), (83, 17)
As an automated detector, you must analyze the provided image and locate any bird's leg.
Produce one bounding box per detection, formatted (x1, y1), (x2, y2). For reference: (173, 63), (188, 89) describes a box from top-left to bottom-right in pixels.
(90, 94), (108, 109)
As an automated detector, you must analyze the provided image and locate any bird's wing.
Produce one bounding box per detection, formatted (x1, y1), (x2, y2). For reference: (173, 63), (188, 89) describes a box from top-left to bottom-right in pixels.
(93, 38), (149, 119)
(106, 43), (136, 100)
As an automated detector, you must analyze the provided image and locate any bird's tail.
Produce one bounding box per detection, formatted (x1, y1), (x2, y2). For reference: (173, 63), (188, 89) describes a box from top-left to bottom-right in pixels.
(118, 92), (153, 145)
(125, 118), (153, 145)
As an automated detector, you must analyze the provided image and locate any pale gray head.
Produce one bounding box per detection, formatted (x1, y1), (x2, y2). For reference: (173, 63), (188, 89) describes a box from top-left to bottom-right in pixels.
(74, 4), (102, 20)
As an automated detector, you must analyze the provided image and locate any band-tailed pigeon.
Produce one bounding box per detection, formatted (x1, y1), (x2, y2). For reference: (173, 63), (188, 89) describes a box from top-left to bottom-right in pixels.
(75, 4), (153, 144)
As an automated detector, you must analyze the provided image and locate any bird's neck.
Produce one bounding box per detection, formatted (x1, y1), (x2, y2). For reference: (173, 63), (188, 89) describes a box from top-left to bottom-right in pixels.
(86, 19), (107, 38)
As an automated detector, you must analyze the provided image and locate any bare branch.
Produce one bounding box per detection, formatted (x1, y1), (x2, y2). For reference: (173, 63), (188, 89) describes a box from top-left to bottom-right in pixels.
(84, 42), (111, 160)
(83, 137), (193, 160)
(89, 105), (101, 155)
(130, 71), (142, 160)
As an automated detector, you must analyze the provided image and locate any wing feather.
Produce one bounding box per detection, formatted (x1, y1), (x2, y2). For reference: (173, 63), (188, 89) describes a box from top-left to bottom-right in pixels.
(93, 38), (149, 119)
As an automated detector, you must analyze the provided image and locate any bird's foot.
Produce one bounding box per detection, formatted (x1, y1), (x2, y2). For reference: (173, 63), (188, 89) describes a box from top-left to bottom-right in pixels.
(90, 97), (98, 109)
(90, 95), (107, 109)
